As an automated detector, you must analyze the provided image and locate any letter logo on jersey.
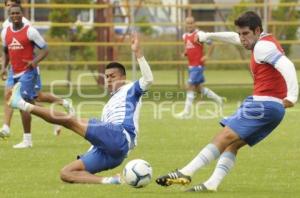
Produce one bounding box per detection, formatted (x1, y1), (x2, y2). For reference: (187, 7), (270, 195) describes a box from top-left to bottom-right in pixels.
(186, 40), (195, 49)
(8, 38), (24, 50)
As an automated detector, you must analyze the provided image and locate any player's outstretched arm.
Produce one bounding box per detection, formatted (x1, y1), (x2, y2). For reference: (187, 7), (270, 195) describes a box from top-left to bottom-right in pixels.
(131, 32), (153, 91)
(196, 31), (241, 45)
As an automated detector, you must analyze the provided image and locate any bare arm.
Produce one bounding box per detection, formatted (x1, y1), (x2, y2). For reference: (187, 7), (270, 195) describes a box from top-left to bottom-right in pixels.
(24, 46), (49, 68)
(1, 47), (9, 80)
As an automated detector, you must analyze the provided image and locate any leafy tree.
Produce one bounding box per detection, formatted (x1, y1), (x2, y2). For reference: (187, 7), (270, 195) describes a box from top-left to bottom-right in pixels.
(272, 0), (299, 55)
(49, 0), (96, 80)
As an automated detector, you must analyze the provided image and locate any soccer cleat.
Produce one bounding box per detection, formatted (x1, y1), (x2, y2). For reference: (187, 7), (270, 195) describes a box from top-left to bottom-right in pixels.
(8, 82), (23, 109)
(185, 183), (216, 192)
(13, 141), (32, 149)
(0, 128), (10, 139)
(53, 125), (62, 136)
(174, 111), (190, 120)
(63, 99), (75, 116)
(156, 170), (191, 187)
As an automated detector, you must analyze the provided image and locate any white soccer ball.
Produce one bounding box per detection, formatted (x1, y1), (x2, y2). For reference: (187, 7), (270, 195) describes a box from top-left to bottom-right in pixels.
(123, 159), (152, 188)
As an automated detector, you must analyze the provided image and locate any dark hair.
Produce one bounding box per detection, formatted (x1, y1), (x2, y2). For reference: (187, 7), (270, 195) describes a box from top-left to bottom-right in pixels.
(9, 4), (23, 12)
(234, 11), (263, 32)
(5, 0), (21, 6)
(105, 62), (126, 76)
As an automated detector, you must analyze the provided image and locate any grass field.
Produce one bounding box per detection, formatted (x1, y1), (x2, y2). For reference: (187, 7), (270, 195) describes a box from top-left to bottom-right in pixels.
(0, 70), (299, 198)
(4, 69), (299, 86)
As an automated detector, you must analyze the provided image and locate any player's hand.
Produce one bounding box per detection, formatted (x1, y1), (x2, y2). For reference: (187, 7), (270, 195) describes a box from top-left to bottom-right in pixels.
(131, 32), (142, 58)
(201, 56), (207, 62)
(131, 32), (140, 52)
(23, 59), (37, 68)
(283, 99), (294, 108)
(0, 68), (7, 81)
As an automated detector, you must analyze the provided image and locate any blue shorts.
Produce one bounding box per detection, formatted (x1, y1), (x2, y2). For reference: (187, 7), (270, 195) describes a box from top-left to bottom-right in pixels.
(6, 68), (42, 92)
(220, 96), (285, 146)
(12, 68), (39, 101)
(80, 119), (129, 174)
(188, 66), (205, 85)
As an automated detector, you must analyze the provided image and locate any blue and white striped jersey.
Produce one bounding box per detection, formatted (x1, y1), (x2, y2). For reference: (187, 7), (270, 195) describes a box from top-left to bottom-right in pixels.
(101, 80), (145, 147)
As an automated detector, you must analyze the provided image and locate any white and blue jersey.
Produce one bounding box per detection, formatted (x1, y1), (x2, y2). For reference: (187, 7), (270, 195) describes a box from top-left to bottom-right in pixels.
(81, 81), (147, 174)
(101, 80), (144, 147)
(80, 56), (153, 174)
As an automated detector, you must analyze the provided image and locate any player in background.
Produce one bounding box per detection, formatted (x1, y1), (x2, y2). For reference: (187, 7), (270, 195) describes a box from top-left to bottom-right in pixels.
(0, 0), (74, 146)
(8, 32), (154, 184)
(156, 11), (298, 192)
(175, 16), (224, 119)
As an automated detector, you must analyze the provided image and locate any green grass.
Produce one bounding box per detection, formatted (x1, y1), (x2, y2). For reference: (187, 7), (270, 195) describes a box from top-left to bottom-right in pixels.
(0, 70), (300, 198)
(0, 100), (299, 198)
(3, 69), (300, 87)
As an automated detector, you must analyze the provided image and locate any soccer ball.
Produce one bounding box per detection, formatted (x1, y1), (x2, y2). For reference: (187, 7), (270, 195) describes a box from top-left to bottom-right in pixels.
(123, 159), (152, 188)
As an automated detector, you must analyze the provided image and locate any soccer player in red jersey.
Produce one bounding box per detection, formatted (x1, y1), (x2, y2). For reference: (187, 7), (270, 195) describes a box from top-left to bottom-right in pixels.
(156, 11), (298, 192)
(175, 16), (224, 119)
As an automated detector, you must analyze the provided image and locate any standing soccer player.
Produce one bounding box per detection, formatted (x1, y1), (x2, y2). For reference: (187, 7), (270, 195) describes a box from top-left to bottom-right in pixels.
(8, 32), (154, 184)
(175, 16), (224, 119)
(0, 1), (74, 146)
(1, 4), (53, 148)
(156, 11), (298, 192)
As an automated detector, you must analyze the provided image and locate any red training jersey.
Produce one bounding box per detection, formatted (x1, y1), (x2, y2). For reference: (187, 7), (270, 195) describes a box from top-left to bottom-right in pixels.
(5, 25), (34, 74)
(183, 30), (205, 66)
(250, 34), (287, 99)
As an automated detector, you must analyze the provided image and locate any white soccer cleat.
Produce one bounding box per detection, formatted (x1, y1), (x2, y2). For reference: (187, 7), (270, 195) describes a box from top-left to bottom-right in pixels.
(53, 125), (62, 136)
(0, 128), (10, 139)
(13, 141), (32, 149)
(174, 111), (191, 119)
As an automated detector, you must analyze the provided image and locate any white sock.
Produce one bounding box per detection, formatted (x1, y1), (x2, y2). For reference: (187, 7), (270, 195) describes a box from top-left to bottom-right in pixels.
(204, 151), (236, 190)
(23, 133), (32, 143)
(183, 91), (196, 113)
(180, 143), (220, 176)
(2, 124), (10, 133)
(101, 176), (120, 184)
(201, 87), (222, 104)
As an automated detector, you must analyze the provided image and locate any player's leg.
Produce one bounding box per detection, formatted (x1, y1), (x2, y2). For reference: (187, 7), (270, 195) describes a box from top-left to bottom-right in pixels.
(175, 83), (197, 119)
(156, 126), (240, 187)
(175, 66), (201, 119)
(0, 69), (15, 138)
(184, 98), (285, 192)
(200, 85), (225, 107)
(35, 73), (75, 135)
(0, 88), (14, 138)
(10, 82), (94, 138)
(59, 118), (130, 184)
(60, 148), (123, 184)
(29, 104), (87, 137)
(186, 140), (246, 192)
(13, 110), (33, 148)
(36, 92), (75, 115)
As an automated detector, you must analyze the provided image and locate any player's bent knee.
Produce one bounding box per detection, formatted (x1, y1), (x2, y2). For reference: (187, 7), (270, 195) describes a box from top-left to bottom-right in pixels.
(60, 167), (75, 183)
